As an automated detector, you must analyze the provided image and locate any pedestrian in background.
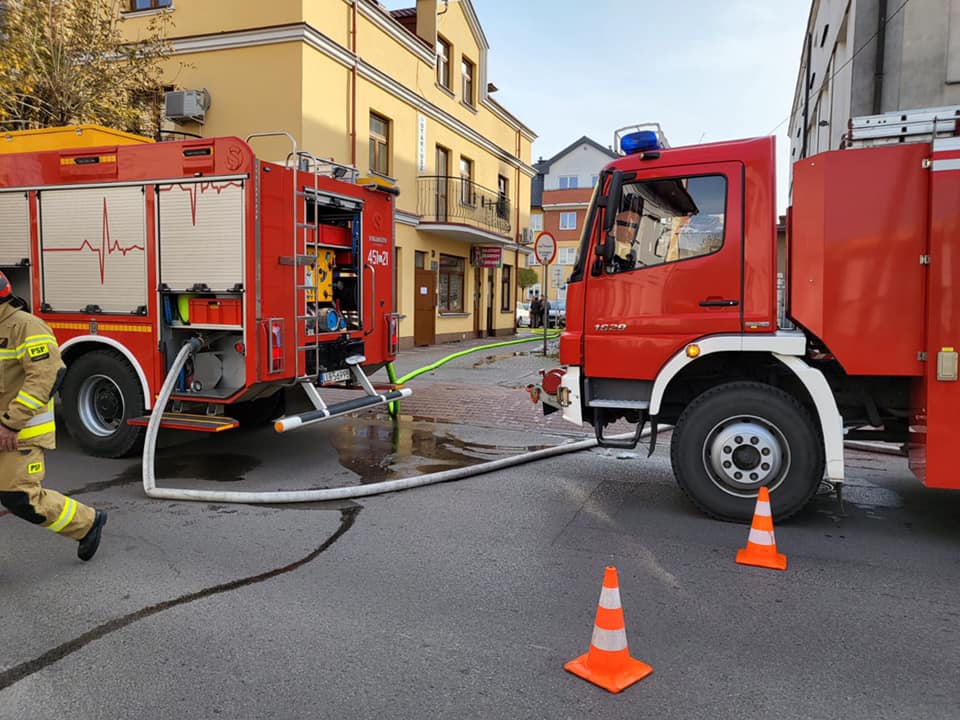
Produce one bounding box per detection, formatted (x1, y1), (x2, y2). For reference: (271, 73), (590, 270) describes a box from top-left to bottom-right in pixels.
(530, 292), (542, 329)
(0, 271), (106, 561)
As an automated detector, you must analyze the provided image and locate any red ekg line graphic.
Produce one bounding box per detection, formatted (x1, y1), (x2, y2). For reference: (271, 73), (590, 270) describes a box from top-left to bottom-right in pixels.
(44, 198), (145, 285)
(158, 181), (243, 226)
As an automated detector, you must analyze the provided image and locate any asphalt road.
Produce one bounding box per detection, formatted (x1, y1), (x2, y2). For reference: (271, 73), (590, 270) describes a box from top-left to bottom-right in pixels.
(1, 342), (959, 720)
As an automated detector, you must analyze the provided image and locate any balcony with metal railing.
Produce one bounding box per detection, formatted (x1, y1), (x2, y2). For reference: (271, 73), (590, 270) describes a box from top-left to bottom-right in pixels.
(417, 176), (512, 240)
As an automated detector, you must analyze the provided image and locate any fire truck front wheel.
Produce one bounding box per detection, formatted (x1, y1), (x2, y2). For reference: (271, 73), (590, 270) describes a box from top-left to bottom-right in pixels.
(671, 382), (824, 523)
(60, 350), (146, 458)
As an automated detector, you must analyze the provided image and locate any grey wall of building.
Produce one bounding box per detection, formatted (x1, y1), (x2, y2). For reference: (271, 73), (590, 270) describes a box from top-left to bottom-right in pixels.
(791, 0), (960, 174)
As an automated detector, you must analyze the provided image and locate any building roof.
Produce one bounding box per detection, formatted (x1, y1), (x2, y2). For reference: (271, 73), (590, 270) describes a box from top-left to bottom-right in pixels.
(539, 135), (617, 169)
(389, 7), (426, 47)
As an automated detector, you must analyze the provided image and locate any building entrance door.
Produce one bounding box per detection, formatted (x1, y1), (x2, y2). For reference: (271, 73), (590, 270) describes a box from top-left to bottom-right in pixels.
(414, 252), (436, 346)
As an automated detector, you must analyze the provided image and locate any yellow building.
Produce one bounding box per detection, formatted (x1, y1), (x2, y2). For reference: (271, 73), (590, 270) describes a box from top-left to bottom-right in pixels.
(122, 0), (535, 347)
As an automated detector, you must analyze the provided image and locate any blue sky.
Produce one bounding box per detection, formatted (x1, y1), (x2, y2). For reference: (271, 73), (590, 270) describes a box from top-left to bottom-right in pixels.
(381, 0), (811, 213)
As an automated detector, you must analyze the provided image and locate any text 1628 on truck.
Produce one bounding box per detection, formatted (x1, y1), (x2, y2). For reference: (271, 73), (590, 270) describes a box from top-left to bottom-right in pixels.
(530, 107), (960, 522)
(0, 128), (408, 457)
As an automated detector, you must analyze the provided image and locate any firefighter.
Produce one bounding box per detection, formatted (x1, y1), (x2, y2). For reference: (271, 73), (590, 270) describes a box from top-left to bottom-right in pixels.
(0, 271), (106, 561)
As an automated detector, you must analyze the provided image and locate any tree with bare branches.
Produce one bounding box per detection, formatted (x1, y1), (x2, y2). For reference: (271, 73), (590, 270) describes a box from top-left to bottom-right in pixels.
(0, 0), (173, 135)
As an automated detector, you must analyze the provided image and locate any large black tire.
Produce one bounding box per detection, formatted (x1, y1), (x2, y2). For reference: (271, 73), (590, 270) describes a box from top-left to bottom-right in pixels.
(60, 350), (146, 458)
(670, 381), (824, 523)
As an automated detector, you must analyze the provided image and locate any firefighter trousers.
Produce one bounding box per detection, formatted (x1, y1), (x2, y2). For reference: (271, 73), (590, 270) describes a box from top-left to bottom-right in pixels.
(0, 447), (95, 541)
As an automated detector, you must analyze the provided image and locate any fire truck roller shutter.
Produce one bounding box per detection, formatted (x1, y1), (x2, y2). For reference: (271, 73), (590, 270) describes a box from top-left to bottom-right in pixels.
(39, 186), (147, 313)
(0, 191), (30, 266)
(157, 180), (244, 292)
(60, 348), (146, 458)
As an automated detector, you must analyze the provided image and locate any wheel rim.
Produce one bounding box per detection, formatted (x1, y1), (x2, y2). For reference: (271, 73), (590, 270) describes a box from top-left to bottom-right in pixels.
(702, 415), (790, 497)
(77, 374), (125, 437)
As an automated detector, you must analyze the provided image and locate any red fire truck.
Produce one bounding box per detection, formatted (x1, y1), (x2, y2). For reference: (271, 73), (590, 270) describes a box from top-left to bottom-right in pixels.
(532, 107), (960, 522)
(0, 131), (407, 457)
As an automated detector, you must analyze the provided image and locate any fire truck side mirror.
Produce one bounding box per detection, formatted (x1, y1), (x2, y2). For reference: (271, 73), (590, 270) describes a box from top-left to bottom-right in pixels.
(598, 170), (624, 266)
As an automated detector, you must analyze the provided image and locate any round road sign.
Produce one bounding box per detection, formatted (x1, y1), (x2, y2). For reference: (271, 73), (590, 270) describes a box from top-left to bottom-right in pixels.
(534, 231), (557, 265)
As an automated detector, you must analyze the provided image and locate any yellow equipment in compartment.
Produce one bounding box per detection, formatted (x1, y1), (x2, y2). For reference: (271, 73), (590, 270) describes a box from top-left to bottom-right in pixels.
(305, 248), (335, 303)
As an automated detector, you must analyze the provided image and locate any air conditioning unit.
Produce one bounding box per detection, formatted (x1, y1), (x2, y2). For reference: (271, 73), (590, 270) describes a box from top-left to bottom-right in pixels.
(164, 89), (211, 123)
(521, 227), (535, 245)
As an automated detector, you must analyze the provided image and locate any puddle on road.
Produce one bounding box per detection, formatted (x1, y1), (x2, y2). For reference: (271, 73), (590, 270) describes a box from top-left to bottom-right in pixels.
(104, 418), (548, 488)
(114, 453), (261, 484)
(329, 416), (550, 483)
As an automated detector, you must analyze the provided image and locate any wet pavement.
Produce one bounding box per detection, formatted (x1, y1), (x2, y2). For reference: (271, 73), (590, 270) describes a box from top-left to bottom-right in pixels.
(2, 332), (960, 719)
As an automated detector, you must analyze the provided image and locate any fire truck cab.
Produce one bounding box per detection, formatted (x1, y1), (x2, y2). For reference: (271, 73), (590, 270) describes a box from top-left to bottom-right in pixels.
(534, 108), (960, 522)
(0, 131), (406, 457)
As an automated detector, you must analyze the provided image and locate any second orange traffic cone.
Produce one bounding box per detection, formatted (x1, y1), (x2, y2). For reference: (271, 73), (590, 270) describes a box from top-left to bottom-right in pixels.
(564, 566), (653, 693)
(735, 486), (787, 571)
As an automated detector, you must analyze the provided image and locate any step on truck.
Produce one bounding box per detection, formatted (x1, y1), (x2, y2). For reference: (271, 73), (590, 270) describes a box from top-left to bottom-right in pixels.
(0, 129), (407, 457)
(530, 107), (960, 522)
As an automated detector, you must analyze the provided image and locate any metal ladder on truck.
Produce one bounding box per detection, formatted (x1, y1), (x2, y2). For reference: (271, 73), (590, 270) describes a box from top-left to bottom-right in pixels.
(844, 105), (960, 147)
(247, 132), (410, 434)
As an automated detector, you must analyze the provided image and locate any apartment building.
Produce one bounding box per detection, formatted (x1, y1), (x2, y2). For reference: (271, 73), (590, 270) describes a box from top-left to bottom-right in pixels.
(790, 0), (960, 163)
(526, 136), (616, 303)
(122, 0), (536, 347)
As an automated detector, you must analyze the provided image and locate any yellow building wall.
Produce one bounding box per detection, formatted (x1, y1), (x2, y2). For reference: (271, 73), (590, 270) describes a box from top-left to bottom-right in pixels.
(121, 0), (534, 345)
(123, 0), (304, 39)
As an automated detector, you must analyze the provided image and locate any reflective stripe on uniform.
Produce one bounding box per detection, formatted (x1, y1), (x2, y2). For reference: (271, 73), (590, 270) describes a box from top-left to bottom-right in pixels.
(15, 390), (45, 410)
(0, 335), (58, 362)
(17, 406), (55, 440)
(21, 334), (57, 348)
(48, 498), (77, 533)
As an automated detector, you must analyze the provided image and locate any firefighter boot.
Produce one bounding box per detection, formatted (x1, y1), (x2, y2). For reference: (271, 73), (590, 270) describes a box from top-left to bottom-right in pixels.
(78, 510), (107, 562)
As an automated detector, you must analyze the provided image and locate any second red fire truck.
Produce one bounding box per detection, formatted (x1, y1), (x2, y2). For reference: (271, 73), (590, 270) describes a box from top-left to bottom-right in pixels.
(0, 130), (406, 457)
(531, 107), (960, 522)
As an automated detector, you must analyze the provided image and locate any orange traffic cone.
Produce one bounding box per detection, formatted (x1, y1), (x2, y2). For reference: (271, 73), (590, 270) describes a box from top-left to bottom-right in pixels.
(564, 566), (653, 693)
(735, 486), (787, 571)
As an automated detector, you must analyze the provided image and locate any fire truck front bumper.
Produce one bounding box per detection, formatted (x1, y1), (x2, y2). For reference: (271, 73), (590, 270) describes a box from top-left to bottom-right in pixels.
(527, 366), (582, 426)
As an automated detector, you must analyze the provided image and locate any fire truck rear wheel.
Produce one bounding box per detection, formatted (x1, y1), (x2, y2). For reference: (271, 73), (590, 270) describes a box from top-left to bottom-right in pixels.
(61, 350), (145, 458)
(671, 381), (823, 523)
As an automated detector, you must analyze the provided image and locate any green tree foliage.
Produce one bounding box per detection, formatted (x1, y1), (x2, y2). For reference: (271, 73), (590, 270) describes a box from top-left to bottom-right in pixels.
(0, 0), (172, 135)
(518, 267), (538, 292)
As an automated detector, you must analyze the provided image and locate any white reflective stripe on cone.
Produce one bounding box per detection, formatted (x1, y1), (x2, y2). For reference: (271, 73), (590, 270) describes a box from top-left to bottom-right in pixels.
(748, 528), (775, 546)
(598, 586), (622, 610)
(590, 626), (628, 652)
(755, 500), (772, 516)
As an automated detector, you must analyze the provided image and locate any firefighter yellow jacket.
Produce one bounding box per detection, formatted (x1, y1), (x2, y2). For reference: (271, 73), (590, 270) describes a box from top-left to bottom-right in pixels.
(0, 301), (63, 449)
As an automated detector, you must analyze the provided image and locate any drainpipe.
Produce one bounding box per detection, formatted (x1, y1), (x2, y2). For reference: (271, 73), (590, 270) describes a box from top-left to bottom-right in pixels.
(514, 128), (521, 321)
(350, 0), (358, 166)
(873, 0), (887, 115)
(801, 31), (811, 158)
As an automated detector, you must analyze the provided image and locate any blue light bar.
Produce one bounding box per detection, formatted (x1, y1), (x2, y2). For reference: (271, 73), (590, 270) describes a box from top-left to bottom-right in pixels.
(620, 130), (660, 155)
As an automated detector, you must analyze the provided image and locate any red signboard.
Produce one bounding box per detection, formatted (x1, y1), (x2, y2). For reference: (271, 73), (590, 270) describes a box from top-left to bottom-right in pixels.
(472, 246), (503, 268)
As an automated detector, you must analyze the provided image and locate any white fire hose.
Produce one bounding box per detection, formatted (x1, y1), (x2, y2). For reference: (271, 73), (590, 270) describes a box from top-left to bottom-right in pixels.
(142, 339), (631, 504)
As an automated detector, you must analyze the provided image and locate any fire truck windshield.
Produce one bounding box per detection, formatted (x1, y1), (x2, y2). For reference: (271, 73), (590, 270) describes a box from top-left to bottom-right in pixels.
(605, 174), (726, 274)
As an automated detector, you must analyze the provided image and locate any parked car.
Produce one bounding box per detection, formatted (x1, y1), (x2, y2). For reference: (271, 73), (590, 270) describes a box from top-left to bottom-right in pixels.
(548, 299), (566, 328)
(516, 302), (531, 327)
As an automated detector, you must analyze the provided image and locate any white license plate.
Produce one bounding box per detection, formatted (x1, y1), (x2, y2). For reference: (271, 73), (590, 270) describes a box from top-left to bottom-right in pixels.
(319, 368), (351, 385)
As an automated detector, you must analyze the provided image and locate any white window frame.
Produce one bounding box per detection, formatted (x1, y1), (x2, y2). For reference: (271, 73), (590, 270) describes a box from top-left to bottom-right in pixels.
(558, 247), (577, 265)
(558, 175), (579, 190)
(559, 212), (577, 230)
(529, 214), (543, 231)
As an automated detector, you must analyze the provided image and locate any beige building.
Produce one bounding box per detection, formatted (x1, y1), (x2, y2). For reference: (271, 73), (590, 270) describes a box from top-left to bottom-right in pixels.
(122, 0), (536, 347)
(791, 0), (960, 163)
